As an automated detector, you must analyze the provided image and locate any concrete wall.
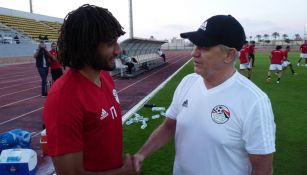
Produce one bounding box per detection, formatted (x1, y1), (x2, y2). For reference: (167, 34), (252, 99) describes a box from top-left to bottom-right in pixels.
(0, 43), (37, 58)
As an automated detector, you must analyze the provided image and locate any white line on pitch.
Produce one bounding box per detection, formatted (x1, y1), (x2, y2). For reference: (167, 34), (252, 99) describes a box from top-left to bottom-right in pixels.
(0, 76), (39, 84)
(0, 80), (39, 90)
(0, 107), (43, 125)
(0, 95), (40, 108)
(0, 86), (40, 98)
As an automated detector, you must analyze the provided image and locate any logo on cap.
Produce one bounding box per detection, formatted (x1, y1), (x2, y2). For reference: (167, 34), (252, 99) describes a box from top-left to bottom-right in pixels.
(211, 105), (230, 124)
(199, 21), (207, 31)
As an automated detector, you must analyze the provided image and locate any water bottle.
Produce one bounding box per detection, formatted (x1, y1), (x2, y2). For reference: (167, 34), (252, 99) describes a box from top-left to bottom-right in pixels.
(126, 119), (134, 125)
(160, 112), (166, 116)
(152, 107), (166, 112)
(140, 122), (147, 129)
(151, 114), (160, 119)
(47, 80), (52, 87)
(142, 117), (149, 122)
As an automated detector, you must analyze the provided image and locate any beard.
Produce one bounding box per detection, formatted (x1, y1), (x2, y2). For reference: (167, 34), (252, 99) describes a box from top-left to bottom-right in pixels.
(89, 51), (116, 71)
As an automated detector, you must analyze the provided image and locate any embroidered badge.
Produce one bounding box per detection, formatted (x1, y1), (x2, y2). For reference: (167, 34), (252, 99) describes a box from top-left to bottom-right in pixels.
(211, 105), (230, 124)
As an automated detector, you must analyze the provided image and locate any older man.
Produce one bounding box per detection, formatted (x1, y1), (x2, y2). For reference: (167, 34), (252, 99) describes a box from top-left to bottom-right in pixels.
(134, 15), (276, 175)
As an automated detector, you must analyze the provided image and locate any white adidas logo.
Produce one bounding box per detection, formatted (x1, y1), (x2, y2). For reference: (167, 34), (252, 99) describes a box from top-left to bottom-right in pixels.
(199, 21), (207, 31)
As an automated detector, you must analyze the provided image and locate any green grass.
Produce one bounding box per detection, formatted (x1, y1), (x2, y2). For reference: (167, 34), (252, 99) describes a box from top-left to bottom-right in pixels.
(123, 51), (307, 175)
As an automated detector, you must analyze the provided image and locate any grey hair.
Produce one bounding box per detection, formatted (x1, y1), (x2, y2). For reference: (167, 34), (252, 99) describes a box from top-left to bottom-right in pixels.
(218, 45), (240, 65)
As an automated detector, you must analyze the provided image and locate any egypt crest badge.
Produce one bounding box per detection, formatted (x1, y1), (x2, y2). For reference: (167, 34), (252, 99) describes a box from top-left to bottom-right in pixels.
(211, 105), (230, 124)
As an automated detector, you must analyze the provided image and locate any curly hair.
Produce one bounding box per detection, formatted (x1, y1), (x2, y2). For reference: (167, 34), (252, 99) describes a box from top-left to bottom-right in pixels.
(57, 4), (125, 69)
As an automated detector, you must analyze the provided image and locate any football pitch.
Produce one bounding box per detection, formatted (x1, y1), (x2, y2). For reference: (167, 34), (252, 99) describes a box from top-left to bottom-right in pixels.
(123, 51), (307, 175)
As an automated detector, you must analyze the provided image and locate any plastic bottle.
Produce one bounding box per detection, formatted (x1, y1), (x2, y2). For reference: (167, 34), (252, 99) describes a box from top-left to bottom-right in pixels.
(151, 114), (160, 119)
(152, 107), (166, 112)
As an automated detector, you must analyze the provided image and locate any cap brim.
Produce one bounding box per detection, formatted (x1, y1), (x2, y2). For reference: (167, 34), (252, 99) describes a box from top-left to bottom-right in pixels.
(180, 29), (217, 47)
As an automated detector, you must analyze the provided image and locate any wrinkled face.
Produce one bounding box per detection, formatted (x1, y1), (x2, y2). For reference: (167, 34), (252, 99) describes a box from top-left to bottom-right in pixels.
(191, 45), (228, 78)
(91, 38), (121, 71)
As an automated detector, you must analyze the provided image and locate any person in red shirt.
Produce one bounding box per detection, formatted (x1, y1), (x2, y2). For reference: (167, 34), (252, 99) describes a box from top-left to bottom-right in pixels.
(239, 40), (252, 79)
(282, 46), (296, 75)
(43, 4), (135, 175)
(297, 40), (307, 67)
(249, 41), (256, 67)
(267, 45), (284, 83)
(49, 42), (63, 83)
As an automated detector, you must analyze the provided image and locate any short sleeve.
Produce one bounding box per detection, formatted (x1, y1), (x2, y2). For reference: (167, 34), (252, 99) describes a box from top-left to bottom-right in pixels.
(43, 92), (84, 156)
(242, 96), (276, 154)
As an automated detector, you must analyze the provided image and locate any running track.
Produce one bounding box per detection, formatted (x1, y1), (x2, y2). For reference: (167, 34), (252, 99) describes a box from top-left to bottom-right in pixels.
(0, 50), (191, 174)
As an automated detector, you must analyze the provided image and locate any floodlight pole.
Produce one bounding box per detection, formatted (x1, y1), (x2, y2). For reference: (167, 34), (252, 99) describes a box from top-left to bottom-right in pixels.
(129, 0), (134, 39)
(29, 0), (33, 13)
(305, 24), (307, 40)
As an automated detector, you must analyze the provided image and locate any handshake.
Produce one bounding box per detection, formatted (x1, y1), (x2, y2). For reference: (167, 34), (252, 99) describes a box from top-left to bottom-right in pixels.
(119, 153), (145, 175)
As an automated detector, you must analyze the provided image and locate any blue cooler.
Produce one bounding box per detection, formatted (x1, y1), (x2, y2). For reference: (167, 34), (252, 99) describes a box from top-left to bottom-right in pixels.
(0, 149), (37, 175)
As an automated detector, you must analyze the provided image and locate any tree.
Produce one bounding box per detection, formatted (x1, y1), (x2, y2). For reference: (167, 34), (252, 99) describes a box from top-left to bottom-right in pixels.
(256, 34), (262, 42)
(272, 32), (280, 40)
(282, 34), (289, 45)
(263, 34), (269, 40)
(263, 34), (269, 45)
(294, 34), (302, 41)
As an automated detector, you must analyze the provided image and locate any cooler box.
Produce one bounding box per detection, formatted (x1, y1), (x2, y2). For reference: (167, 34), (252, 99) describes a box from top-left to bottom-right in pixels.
(40, 129), (48, 156)
(0, 149), (37, 175)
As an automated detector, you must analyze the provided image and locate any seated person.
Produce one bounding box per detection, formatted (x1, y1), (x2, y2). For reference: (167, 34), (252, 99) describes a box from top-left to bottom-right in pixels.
(157, 48), (166, 62)
(120, 50), (137, 74)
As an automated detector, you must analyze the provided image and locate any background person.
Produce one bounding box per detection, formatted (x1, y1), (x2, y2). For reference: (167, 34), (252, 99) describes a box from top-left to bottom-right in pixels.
(282, 46), (296, 75)
(49, 42), (63, 83)
(297, 40), (307, 67)
(133, 15), (275, 175)
(34, 41), (52, 97)
(120, 49), (136, 74)
(267, 45), (284, 83)
(43, 4), (135, 175)
(239, 40), (252, 79)
(249, 40), (256, 67)
(157, 48), (166, 62)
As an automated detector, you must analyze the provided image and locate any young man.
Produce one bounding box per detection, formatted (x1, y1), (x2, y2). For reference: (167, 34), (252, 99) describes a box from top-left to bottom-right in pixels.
(43, 4), (135, 175)
(297, 40), (307, 66)
(239, 40), (252, 79)
(249, 40), (256, 67)
(49, 42), (63, 82)
(267, 45), (284, 83)
(133, 15), (275, 175)
(282, 46), (296, 75)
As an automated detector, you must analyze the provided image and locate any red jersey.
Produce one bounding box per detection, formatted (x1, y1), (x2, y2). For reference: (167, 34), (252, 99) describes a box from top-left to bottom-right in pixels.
(300, 44), (307, 53)
(239, 46), (249, 64)
(283, 50), (288, 58)
(249, 45), (255, 54)
(43, 69), (123, 171)
(49, 49), (62, 69)
(270, 50), (284, 64)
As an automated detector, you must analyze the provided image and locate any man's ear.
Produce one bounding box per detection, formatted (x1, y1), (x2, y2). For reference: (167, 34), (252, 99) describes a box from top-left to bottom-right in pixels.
(224, 48), (237, 64)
